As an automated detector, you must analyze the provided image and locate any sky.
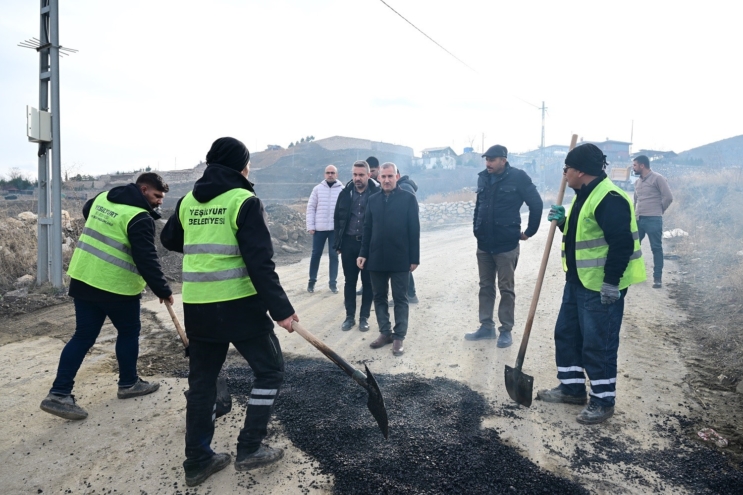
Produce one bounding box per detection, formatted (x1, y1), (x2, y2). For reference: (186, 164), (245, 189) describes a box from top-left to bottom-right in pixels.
(1, 0), (742, 179)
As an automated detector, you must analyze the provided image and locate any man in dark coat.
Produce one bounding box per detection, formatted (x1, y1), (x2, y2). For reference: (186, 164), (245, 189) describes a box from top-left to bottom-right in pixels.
(396, 170), (420, 303)
(467, 144), (543, 347)
(358, 162), (420, 356)
(333, 160), (379, 331)
(161, 137), (298, 487)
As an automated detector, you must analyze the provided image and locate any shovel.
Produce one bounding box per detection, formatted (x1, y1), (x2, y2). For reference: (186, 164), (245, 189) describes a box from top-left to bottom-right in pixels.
(505, 134), (578, 407)
(291, 321), (389, 439)
(165, 301), (232, 419)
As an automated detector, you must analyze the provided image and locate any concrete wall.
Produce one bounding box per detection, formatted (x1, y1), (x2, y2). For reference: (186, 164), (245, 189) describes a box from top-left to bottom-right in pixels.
(419, 201), (475, 230)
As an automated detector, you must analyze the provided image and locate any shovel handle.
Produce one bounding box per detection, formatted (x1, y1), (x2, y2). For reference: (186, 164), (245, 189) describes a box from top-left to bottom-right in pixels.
(165, 301), (189, 349)
(291, 321), (361, 380)
(515, 134), (578, 369)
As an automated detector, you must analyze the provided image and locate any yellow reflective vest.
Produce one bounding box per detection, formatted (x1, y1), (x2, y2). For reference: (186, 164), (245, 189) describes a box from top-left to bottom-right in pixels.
(67, 194), (147, 295)
(179, 189), (257, 304)
(562, 178), (647, 291)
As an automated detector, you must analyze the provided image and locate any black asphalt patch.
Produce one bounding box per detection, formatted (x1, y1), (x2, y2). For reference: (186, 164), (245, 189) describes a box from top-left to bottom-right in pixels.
(222, 356), (588, 494)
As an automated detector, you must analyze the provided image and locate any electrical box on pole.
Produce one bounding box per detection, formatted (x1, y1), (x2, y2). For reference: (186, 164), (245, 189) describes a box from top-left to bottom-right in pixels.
(27, 106), (52, 143)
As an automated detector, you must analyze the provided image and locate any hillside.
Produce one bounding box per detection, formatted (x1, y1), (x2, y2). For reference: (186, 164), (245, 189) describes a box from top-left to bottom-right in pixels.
(677, 134), (743, 166)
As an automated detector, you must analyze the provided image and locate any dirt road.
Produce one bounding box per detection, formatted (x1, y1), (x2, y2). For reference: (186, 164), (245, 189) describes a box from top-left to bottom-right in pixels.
(0, 217), (737, 493)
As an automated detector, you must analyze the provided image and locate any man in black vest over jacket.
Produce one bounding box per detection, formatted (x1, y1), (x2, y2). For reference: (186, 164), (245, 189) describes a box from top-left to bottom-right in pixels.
(467, 145), (543, 347)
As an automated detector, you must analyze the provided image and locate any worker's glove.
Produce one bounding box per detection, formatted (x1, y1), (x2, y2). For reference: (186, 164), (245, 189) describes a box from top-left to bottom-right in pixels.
(600, 283), (621, 305)
(547, 205), (566, 225)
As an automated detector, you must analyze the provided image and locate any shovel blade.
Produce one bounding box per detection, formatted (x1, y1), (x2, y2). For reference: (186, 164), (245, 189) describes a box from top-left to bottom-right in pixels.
(505, 364), (533, 407)
(364, 365), (389, 439)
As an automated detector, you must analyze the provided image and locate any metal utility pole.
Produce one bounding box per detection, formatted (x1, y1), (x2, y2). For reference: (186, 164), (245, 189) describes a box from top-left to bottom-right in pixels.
(18, 0), (76, 288)
(539, 101), (547, 194)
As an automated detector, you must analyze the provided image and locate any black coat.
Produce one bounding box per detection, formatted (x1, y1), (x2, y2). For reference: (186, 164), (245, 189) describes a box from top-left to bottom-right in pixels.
(68, 184), (172, 301)
(359, 187), (420, 272)
(473, 163), (543, 254)
(333, 179), (379, 251)
(160, 164), (294, 342)
(397, 175), (418, 195)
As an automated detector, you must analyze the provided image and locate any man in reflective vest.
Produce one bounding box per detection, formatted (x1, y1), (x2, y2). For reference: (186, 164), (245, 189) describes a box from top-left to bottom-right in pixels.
(161, 137), (299, 487)
(537, 144), (646, 425)
(40, 173), (174, 421)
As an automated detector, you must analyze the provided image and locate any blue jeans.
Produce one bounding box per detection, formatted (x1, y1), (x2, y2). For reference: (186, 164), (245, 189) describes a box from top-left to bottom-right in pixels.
(637, 216), (663, 281)
(51, 298), (141, 395)
(308, 230), (338, 287)
(553, 282), (626, 407)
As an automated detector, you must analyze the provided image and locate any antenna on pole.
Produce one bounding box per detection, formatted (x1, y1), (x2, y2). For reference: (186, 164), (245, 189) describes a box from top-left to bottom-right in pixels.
(18, 0), (77, 289)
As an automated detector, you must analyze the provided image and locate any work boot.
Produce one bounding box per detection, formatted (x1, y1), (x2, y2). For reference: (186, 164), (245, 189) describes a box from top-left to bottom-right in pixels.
(497, 330), (513, 348)
(341, 316), (355, 331)
(329, 284), (338, 294)
(652, 278), (662, 289)
(464, 326), (496, 341)
(370, 334), (394, 349)
(307, 282), (315, 293)
(392, 339), (404, 356)
(359, 317), (370, 332)
(576, 402), (615, 425)
(235, 445), (284, 471)
(184, 452), (231, 487)
(40, 393), (88, 420)
(408, 294), (419, 304)
(117, 378), (160, 399)
(536, 386), (587, 405)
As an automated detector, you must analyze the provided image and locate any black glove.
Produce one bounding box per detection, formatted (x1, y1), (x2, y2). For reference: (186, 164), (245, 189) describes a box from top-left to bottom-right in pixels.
(600, 283), (620, 305)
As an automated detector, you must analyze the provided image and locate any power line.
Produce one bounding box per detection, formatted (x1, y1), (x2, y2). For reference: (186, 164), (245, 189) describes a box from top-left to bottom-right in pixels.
(377, 0), (477, 74)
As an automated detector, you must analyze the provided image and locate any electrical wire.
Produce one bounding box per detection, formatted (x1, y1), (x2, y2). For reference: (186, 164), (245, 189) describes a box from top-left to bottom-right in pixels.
(377, 0), (477, 74)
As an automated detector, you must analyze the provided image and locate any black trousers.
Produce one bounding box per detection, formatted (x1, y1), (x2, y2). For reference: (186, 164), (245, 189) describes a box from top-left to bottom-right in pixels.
(183, 332), (284, 470)
(370, 270), (410, 340)
(341, 236), (373, 319)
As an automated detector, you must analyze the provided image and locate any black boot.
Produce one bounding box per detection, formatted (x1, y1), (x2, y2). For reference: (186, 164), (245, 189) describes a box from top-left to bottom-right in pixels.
(464, 326), (496, 341)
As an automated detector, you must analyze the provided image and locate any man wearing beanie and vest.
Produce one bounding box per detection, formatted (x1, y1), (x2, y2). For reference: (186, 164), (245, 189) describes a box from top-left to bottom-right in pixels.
(536, 143), (646, 425)
(40, 173), (173, 421)
(161, 137), (298, 487)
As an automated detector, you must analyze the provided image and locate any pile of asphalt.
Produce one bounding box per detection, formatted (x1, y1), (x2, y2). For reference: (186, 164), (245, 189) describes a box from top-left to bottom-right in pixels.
(223, 357), (588, 494)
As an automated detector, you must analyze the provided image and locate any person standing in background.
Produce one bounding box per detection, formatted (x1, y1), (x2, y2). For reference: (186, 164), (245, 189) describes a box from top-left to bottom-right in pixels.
(306, 165), (342, 293)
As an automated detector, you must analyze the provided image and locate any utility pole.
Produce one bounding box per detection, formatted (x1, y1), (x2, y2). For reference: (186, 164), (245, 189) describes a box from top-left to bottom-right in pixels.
(19, 0), (71, 288)
(539, 101), (547, 195)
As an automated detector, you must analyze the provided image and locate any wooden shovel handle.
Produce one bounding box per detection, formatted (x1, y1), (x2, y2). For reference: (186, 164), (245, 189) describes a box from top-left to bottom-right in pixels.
(514, 134), (578, 369)
(165, 301), (189, 348)
(291, 321), (358, 378)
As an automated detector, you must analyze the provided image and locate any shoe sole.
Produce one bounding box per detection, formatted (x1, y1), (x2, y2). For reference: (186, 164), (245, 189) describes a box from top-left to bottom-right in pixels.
(464, 335), (496, 341)
(496, 341), (513, 348)
(536, 392), (587, 405)
(234, 449), (284, 471)
(40, 402), (88, 420)
(186, 454), (232, 487)
(576, 410), (614, 425)
(118, 382), (160, 399)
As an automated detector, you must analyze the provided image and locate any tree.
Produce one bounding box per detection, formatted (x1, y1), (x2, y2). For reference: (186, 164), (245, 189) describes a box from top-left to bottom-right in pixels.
(300, 137), (305, 143)
(289, 142), (294, 148)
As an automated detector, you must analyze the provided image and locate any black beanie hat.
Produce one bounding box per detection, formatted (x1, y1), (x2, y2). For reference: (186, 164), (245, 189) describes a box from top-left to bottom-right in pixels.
(366, 156), (379, 168)
(564, 143), (606, 176)
(206, 137), (250, 172)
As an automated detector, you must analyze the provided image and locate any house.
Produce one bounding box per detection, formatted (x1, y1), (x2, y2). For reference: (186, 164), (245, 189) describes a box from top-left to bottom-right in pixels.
(265, 144), (283, 151)
(631, 149), (677, 162)
(579, 139), (633, 164)
(414, 146), (458, 170)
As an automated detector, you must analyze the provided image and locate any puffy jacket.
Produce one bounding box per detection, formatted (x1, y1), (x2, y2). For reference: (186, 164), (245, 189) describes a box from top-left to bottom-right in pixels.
(333, 179), (380, 251)
(306, 180), (342, 231)
(473, 163), (543, 254)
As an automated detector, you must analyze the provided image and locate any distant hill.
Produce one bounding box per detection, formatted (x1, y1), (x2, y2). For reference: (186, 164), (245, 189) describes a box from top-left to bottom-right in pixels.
(677, 134), (743, 167)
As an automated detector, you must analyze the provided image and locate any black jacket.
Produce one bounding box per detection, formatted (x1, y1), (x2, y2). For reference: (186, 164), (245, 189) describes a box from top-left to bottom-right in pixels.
(68, 184), (172, 301)
(562, 174), (635, 287)
(397, 175), (418, 195)
(359, 187), (420, 272)
(333, 179), (380, 251)
(160, 164), (294, 342)
(473, 163), (543, 254)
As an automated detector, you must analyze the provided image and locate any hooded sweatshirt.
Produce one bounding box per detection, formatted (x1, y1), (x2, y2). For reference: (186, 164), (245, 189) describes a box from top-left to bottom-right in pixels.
(160, 164), (294, 342)
(68, 183), (172, 301)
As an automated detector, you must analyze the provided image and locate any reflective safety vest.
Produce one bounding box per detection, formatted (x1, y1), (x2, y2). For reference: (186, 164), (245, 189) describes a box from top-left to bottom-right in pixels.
(67, 194), (147, 295)
(562, 178), (647, 291)
(179, 189), (257, 304)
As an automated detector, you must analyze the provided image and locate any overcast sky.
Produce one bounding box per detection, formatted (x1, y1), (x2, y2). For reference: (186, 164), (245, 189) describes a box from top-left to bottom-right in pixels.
(1, 0), (741, 179)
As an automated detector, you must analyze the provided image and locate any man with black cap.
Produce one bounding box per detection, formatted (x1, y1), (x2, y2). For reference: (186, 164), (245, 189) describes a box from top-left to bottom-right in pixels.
(536, 143), (646, 425)
(366, 156), (381, 184)
(467, 144), (543, 347)
(161, 137), (299, 486)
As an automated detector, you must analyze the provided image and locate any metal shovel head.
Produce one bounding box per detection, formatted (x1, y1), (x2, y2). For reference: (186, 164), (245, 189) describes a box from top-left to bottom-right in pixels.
(504, 364), (533, 408)
(364, 364), (389, 439)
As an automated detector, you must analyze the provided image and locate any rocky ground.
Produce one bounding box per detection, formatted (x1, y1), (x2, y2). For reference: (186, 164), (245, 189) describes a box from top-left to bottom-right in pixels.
(0, 217), (741, 494)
